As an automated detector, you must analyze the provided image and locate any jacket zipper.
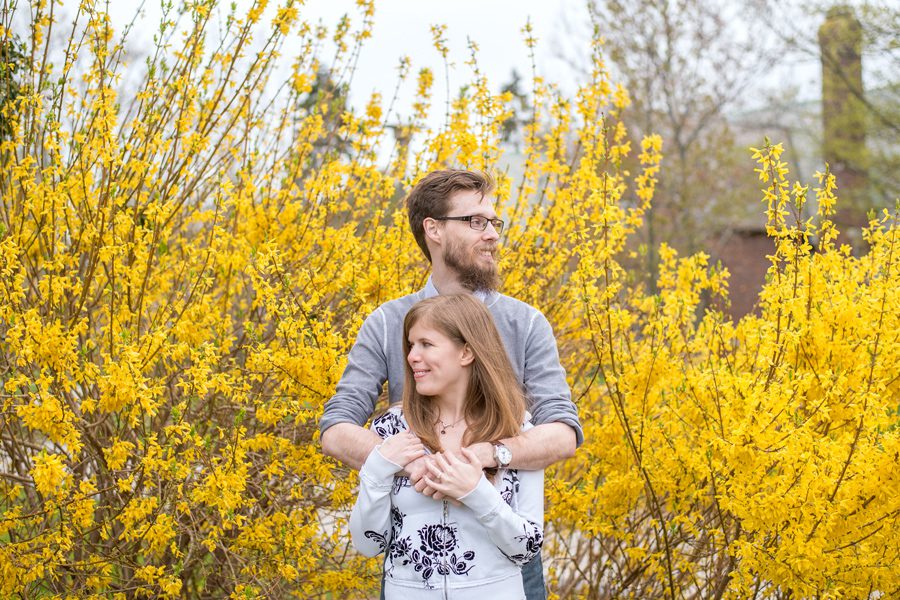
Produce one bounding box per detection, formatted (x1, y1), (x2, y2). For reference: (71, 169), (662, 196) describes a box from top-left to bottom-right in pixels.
(442, 499), (449, 600)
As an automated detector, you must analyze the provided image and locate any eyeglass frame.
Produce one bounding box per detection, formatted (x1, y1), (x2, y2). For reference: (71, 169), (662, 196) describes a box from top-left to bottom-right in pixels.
(432, 215), (504, 234)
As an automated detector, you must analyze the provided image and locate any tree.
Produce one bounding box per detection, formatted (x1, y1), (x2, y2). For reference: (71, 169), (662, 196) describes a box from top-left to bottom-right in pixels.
(0, 33), (26, 139)
(2, 0), (899, 597)
(499, 68), (531, 152)
(775, 1), (898, 211)
(556, 0), (782, 290)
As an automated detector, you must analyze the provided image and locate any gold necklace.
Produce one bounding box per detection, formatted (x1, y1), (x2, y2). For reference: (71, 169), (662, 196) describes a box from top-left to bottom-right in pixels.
(437, 415), (466, 435)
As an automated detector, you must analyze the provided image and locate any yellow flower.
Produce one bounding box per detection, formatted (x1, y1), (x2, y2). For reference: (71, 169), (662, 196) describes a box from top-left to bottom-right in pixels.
(103, 438), (135, 471)
(31, 452), (69, 497)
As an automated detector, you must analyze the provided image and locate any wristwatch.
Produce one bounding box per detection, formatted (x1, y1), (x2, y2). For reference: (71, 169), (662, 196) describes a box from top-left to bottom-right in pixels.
(492, 443), (512, 468)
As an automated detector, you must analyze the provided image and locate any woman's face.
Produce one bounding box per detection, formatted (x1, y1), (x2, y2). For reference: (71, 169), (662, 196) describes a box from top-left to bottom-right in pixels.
(406, 320), (471, 400)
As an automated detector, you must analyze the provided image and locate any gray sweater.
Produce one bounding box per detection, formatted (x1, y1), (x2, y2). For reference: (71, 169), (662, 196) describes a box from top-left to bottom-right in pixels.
(320, 278), (583, 445)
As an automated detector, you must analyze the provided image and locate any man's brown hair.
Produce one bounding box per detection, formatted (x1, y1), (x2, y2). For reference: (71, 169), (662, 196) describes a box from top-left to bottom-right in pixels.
(405, 169), (496, 262)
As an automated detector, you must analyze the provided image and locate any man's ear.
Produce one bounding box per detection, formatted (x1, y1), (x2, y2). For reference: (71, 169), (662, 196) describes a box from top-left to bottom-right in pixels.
(424, 217), (442, 245)
(459, 343), (474, 367)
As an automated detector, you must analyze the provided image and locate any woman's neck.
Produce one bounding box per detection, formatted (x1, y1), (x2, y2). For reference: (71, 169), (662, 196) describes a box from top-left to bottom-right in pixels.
(433, 393), (467, 446)
(434, 392), (466, 423)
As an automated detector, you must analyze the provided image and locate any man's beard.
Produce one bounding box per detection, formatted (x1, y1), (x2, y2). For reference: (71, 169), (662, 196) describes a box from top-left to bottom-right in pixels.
(443, 239), (499, 292)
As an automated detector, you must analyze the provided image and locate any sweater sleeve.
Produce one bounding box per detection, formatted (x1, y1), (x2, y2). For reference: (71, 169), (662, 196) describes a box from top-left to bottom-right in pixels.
(458, 468), (544, 566)
(349, 446), (402, 557)
(320, 310), (388, 434)
(523, 310), (584, 446)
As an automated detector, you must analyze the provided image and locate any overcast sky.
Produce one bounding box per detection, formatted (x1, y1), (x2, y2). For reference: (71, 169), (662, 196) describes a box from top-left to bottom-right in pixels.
(53, 0), (838, 130)
(300, 0), (580, 99)
(93, 0), (584, 123)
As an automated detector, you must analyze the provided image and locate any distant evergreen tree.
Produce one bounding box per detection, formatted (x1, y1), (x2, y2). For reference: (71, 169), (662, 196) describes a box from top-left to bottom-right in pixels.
(499, 69), (531, 152)
(0, 34), (26, 140)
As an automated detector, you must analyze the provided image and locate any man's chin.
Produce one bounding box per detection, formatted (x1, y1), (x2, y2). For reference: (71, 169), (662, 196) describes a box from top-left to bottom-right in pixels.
(459, 267), (500, 293)
(443, 247), (499, 291)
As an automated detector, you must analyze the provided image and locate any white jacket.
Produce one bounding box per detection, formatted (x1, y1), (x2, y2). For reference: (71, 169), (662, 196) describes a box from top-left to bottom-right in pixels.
(350, 407), (544, 599)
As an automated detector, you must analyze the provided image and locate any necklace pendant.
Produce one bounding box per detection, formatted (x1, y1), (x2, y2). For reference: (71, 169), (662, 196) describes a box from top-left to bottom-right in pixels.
(440, 428), (446, 435)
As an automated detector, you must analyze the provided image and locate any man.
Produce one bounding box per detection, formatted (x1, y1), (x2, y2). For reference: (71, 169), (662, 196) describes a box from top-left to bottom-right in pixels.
(320, 169), (583, 599)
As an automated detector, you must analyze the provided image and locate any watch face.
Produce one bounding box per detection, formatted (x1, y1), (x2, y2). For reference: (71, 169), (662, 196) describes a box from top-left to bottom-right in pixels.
(496, 445), (512, 466)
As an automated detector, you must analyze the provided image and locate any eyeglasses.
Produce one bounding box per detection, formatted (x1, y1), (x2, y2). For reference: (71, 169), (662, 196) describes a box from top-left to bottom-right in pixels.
(433, 215), (504, 234)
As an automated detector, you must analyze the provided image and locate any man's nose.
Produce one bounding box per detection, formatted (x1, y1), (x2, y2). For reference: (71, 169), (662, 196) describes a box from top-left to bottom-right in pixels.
(483, 222), (500, 240)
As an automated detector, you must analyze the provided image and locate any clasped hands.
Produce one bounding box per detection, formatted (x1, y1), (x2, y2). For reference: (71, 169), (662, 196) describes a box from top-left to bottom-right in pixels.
(377, 431), (484, 500)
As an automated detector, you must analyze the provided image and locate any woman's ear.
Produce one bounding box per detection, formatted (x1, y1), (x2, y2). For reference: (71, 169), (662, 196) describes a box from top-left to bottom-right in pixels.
(460, 343), (475, 367)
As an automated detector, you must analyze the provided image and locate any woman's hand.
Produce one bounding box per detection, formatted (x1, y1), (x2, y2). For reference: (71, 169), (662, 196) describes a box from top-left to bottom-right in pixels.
(377, 431), (425, 468)
(423, 447), (484, 499)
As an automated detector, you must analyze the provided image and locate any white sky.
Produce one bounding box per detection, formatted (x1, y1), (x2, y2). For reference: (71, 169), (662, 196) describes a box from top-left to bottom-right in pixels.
(303, 0), (578, 97)
(97, 0), (584, 123)
(51, 0), (848, 131)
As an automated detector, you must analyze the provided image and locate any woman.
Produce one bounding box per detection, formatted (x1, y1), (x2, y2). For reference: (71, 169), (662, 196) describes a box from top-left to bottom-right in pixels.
(350, 294), (543, 599)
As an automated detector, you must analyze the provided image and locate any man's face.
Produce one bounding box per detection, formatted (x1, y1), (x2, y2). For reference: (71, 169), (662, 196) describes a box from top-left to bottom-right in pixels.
(440, 189), (501, 292)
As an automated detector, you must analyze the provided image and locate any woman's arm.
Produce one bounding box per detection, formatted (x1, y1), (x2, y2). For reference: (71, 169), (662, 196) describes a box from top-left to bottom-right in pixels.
(423, 447), (544, 566)
(349, 429), (424, 556)
(458, 467), (544, 566)
(349, 446), (402, 557)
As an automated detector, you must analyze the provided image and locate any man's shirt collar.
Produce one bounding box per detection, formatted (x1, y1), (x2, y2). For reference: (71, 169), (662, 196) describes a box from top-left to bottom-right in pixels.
(422, 275), (496, 305)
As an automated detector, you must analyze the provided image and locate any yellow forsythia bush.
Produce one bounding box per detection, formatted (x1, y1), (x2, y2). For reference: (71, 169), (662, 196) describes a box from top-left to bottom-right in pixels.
(1, 1), (898, 598)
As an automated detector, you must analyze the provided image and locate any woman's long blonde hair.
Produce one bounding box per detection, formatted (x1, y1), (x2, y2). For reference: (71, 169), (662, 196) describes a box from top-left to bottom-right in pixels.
(401, 294), (526, 454)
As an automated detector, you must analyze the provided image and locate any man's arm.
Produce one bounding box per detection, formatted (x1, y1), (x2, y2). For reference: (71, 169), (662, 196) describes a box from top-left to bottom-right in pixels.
(467, 422), (576, 470)
(520, 310), (583, 447)
(320, 310), (389, 469)
(321, 423), (383, 471)
(418, 425), (573, 499)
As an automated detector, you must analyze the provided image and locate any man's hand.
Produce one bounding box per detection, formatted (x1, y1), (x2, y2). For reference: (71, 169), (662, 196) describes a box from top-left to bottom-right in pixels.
(465, 442), (496, 468)
(378, 431), (425, 468)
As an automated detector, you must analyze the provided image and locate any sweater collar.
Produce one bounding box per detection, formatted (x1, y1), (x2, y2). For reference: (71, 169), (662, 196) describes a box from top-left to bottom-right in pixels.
(421, 276), (498, 306)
